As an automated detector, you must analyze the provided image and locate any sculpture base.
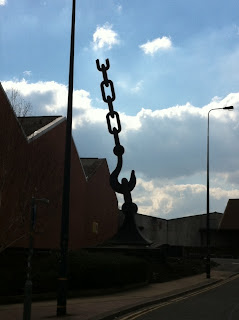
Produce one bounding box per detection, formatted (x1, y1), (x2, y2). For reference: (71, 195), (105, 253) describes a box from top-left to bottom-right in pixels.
(106, 206), (152, 246)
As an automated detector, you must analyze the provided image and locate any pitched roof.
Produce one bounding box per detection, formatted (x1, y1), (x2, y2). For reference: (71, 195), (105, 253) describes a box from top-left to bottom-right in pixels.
(17, 117), (106, 180)
(219, 199), (239, 230)
(18, 116), (62, 136)
(81, 158), (105, 180)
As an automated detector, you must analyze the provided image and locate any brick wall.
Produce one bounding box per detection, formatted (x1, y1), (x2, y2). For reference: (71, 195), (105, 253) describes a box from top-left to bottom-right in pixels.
(0, 83), (118, 251)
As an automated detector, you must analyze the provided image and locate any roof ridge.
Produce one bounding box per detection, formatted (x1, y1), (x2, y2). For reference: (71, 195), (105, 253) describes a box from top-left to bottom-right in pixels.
(27, 116), (65, 142)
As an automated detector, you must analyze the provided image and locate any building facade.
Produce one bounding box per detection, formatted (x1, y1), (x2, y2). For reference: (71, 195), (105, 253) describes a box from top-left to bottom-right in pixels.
(134, 199), (239, 252)
(0, 83), (118, 251)
(135, 212), (223, 247)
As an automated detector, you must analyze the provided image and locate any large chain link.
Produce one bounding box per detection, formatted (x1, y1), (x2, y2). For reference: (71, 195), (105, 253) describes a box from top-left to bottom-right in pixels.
(96, 59), (137, 207)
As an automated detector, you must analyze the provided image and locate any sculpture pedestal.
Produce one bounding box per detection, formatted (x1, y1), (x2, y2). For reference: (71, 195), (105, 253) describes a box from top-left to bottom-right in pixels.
(108, 212), (151, 246)
(108, 202), (151, 246)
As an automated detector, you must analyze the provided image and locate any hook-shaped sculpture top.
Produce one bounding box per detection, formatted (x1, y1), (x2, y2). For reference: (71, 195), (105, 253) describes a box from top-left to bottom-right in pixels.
(110, 169), (136, 197)
(96, 59), (110, 72)
(110, 145), (136, 197)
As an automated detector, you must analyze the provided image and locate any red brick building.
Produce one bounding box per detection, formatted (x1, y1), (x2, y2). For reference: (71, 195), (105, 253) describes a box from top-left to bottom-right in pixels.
(0, 83), (118, 251)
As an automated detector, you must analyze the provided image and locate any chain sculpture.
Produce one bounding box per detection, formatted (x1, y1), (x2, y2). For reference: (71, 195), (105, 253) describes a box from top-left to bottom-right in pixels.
(96, 59), (150, 245)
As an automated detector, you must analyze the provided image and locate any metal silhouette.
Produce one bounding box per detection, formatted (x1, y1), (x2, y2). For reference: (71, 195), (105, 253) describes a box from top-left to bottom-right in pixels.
(206, 106), (234, 279)
(57, 0), (76, 316)
(96, 59), (151, 245)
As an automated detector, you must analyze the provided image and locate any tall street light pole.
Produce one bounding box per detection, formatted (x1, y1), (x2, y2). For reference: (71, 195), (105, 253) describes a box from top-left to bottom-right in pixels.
(57, 0), (76, 316)
(206, 105), (233, 279)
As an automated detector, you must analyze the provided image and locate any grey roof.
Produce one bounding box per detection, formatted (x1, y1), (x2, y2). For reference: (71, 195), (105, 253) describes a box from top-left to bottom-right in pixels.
(18, 116), (62, 136)
(17, 116), (105, 180)
(81, 158), (105, 180)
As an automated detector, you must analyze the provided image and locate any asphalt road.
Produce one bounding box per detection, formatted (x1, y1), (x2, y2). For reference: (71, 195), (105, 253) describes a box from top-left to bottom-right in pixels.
(120, 274), (239, 320)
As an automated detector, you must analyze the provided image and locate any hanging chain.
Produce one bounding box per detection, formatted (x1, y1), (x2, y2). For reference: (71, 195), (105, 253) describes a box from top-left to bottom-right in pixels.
(96, 59), (137, 207)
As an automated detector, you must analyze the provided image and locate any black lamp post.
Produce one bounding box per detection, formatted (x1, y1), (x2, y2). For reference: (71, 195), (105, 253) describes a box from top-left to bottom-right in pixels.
(206, 105), (233, 279)
(56, 0), (76, 316)
(23, 197), (49, 320)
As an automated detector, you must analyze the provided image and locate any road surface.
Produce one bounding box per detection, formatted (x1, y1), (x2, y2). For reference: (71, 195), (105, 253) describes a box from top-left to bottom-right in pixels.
(119, 272), (239, 320)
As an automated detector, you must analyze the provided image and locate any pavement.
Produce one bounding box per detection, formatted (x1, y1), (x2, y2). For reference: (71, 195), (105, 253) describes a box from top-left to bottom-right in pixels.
(0, 269), (237, 320)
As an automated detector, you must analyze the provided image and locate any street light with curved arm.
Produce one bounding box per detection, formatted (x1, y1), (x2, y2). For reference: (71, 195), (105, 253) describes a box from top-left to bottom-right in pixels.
(206, 106), (234, 279)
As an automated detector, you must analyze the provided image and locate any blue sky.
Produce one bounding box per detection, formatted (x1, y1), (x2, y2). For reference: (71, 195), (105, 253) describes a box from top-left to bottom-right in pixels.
(1, 0), (239, 218)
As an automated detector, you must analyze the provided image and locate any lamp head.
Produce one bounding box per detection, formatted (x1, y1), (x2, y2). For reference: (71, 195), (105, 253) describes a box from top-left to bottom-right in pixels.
(223, 106), (234, 110)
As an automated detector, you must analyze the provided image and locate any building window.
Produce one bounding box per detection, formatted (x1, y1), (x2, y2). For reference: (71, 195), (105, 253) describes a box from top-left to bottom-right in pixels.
(92, 221), (98, 234)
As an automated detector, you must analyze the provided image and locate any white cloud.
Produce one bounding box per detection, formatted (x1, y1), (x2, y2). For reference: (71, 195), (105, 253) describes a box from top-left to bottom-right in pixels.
(210, 187), (239, 200)
(1, 79), (109, 128)
(139, 36), (172, 55)
(133, 178), (239, 218)
(1, 79), (97, 118)
(2, 79), (67, 113)
(23, 71), (32, 77)
(93, 23), (120, 51)
(2, 79), (239, 218)
(202, 92), (239, 115)
(0, 0), (6, 6)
